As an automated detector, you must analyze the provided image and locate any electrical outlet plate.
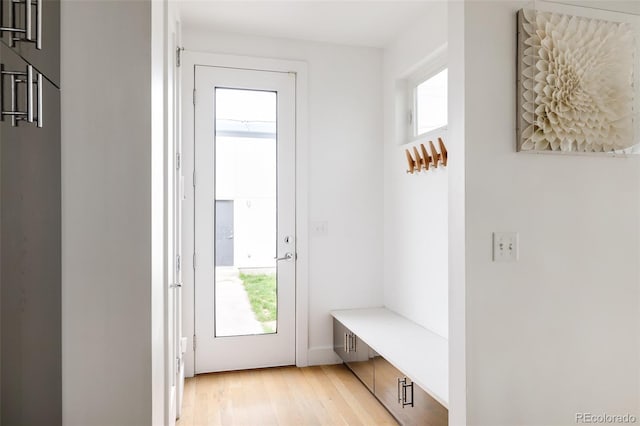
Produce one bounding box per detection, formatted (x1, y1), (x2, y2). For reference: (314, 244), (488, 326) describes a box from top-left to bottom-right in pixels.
(493, 232), (518, 262)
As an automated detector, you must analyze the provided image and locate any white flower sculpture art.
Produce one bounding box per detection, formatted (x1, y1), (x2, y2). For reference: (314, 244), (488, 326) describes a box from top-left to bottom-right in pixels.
(517, 9), (635, 152)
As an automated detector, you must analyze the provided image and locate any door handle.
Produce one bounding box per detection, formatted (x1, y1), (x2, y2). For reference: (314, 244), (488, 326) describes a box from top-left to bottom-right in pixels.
(274, 252), (294, 262)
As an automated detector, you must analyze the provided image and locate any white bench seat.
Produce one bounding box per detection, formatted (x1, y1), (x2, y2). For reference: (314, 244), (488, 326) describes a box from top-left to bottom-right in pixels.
(331, 307), (449, 408)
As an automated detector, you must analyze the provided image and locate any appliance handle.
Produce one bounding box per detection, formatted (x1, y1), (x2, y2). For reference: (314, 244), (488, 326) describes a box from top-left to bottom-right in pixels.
(25, 0), (32, 41)
(36, 71), (42, 127)
(36, 0), (42, 49)
(27, 65), (33, 123)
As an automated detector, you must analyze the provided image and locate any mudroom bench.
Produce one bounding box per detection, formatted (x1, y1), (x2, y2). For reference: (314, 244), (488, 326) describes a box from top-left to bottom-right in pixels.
(331, 308), (448, 426)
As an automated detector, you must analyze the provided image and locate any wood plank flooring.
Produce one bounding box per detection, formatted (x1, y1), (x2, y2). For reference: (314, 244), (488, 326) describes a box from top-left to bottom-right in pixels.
(177, 364), (398, 426)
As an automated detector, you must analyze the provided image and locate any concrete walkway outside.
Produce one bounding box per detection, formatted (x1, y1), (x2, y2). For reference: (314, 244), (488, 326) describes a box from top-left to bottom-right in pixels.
(215, 267), (263, 336)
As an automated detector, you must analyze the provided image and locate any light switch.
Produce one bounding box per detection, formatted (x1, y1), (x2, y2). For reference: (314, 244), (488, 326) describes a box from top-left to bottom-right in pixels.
(311, 221), (328, 237)
(493, 232), (518, 262)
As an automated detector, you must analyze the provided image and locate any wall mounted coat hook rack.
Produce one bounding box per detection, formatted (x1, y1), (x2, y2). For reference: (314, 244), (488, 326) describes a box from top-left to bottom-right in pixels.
(404, 137), (448, 174)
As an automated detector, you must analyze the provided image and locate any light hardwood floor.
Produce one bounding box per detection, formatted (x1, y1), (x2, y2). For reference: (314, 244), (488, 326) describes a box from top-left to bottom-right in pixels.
(177, 364), (398, 426)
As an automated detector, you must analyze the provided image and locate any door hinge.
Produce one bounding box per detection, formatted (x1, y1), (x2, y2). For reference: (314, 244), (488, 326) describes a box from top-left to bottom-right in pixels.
(408, 110), (413, 126)
(193, 88), (196, 105)
(193, 335), (197, 351)
(176, 152), (181, 170)
(193, 170), (197, 187)
(193, 252), (197, 270)
(176, 254), (181, 273)
(176, 46), (184, 67)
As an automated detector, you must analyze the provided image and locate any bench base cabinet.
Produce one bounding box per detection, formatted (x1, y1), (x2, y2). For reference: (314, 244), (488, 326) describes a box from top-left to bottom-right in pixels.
(333, 319), (447, 426)
(348, 338), (375, 393)
(333, 318), (374, 392)
(374, 356), (447, 426)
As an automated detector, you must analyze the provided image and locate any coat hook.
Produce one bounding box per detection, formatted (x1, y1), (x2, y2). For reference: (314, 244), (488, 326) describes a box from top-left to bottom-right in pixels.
(405, 149), (417, 174)
(413, 146), (424, 172)
(419, 144), (431, 171)
(429, 140), (440, 168)
(438, 137), (448, 167)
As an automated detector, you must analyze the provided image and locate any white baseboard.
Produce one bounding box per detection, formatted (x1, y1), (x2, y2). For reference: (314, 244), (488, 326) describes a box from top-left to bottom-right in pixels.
(307, 346), (341, 366)
(185, 346), (340, 373)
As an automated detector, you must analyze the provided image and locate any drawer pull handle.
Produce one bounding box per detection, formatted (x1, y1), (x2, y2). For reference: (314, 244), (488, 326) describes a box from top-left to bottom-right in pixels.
(345, 332), (356, 353)
(342, 332), (357, 353)
(397, 377), (414, 408)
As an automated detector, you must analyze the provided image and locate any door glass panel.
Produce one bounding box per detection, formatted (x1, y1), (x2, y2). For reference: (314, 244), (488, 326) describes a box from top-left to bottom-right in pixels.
(214, 88), (278, 337)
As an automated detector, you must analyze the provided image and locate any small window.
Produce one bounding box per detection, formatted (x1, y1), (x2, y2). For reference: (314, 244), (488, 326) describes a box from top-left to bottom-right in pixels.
(413, 68), (448, 138)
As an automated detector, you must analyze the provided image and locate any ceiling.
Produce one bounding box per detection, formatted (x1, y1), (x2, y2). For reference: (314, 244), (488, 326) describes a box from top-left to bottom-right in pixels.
(178, 1), (438, 48)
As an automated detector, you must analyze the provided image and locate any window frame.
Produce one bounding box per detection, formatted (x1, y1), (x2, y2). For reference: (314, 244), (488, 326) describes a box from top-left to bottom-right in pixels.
(407, 58), (448, 143)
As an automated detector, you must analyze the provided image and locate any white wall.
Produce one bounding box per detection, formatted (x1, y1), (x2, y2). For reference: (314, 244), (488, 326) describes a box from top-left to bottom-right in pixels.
(382, 1), (449, 338)
(61, 0), (166, 424)
(456, 1), (640, 424)
(181, 30), (385, 372)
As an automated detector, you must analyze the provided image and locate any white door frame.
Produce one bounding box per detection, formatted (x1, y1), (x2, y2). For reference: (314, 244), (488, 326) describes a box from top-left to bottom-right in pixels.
(164, 11), (181, 426)
(169, 15), (184, 423)
(180, 51), (309, 378)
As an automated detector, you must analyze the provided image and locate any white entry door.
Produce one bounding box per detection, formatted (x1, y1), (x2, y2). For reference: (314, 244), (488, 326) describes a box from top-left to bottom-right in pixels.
(194, 65), (296, 373)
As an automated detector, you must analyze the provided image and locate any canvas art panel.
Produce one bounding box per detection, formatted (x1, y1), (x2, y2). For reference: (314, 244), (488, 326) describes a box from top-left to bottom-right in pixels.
(517, 8), (635, 153)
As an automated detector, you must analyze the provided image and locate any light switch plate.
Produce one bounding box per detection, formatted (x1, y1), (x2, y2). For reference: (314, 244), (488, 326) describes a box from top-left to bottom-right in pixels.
(311, 221), (328, 237)
(493, 232), (518, 262)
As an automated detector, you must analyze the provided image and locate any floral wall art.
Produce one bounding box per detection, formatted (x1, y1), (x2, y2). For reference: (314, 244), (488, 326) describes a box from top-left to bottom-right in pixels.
(517, 8), (636, 153)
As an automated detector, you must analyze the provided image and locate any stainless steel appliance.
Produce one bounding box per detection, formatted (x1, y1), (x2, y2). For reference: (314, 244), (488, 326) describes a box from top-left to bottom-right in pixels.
(0, 0), (60, 423)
